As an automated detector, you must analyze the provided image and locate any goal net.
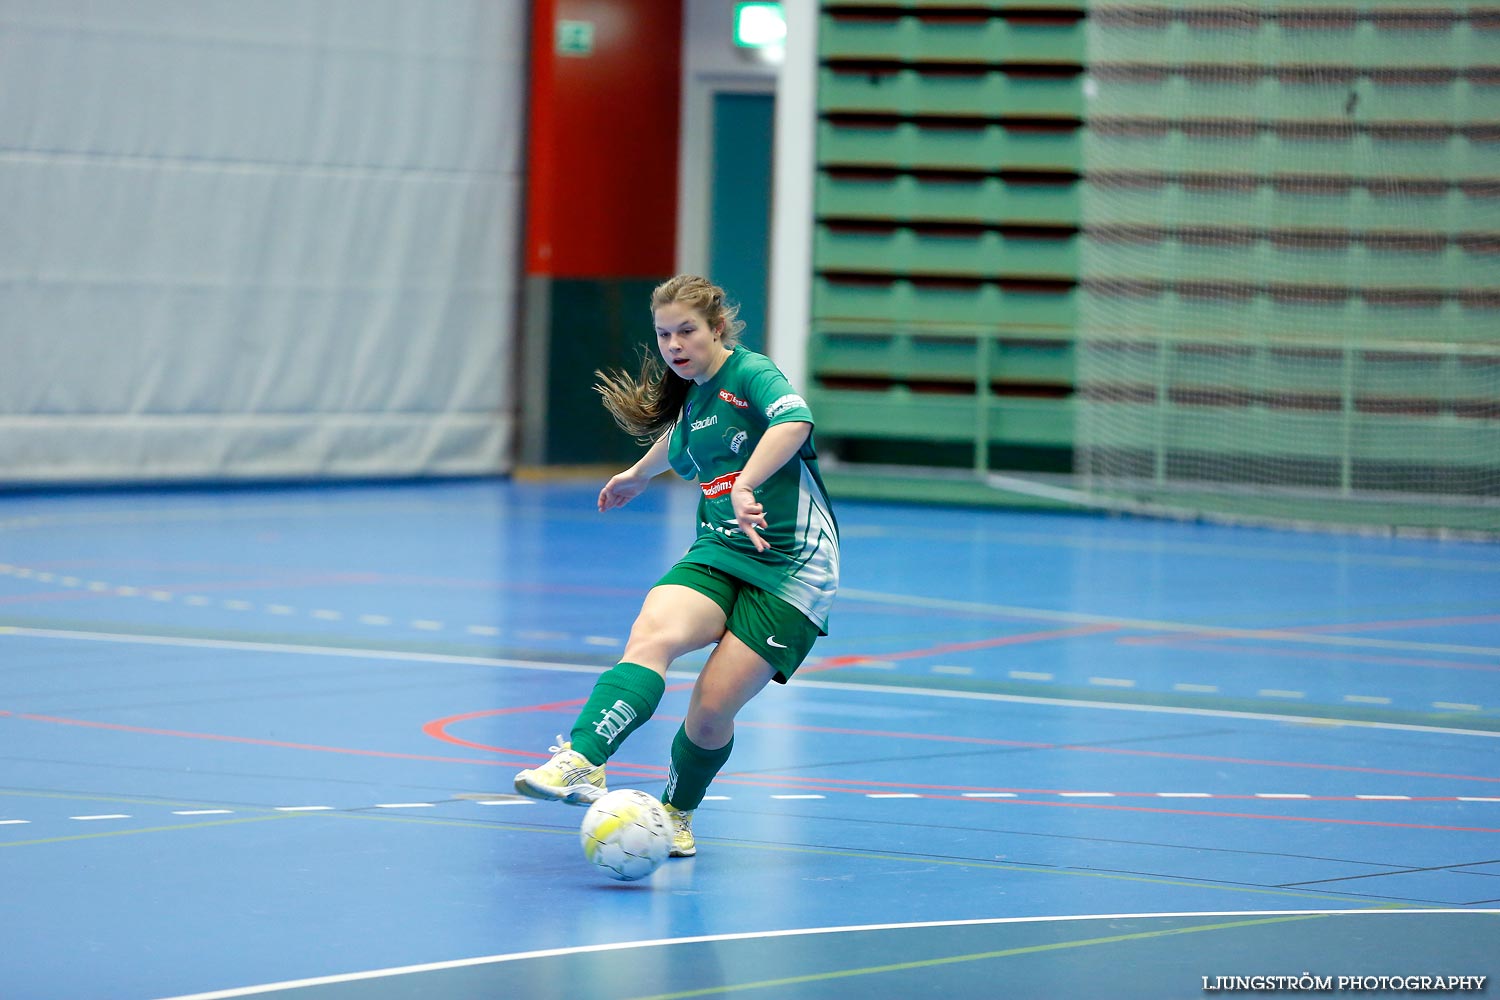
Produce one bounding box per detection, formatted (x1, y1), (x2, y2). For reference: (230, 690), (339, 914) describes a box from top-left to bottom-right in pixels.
(1069, 2), (1500, 535)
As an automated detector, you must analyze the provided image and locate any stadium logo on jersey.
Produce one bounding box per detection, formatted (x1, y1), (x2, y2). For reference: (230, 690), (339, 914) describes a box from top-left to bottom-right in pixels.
(765, 394), (806, 419)
(690, 413), (718, 431)
(719, 389), (749, 409)
(700, 471), (739, 498)
(724, 427), (748, 454)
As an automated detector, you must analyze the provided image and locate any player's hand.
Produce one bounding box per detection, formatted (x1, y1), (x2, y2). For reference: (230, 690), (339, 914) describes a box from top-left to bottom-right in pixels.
(598, 468), (650, 512)
(731, 481), (768, 552)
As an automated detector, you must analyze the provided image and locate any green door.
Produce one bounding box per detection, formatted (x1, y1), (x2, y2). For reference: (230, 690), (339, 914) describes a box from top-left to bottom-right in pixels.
(709, 91), (774, 354)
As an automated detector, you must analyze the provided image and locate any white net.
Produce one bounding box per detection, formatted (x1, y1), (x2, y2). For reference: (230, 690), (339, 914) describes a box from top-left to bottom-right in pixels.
(1069, 2), (1500, 534)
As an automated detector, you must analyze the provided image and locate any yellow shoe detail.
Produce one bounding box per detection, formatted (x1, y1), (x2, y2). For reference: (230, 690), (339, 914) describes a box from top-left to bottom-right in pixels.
(664, 802), (696, 857)
(513, 739), (606, 805)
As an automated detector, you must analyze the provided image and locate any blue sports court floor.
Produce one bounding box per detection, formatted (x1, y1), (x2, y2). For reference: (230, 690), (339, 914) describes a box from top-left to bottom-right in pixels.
(1, 478), (1497, 999)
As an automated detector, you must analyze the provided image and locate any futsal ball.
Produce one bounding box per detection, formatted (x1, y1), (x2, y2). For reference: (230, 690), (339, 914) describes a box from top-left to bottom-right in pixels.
(579, 788), (672, 881)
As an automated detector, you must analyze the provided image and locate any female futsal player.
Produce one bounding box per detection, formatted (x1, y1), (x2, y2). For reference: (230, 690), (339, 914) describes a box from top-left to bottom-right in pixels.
(514, 274), (840, 857)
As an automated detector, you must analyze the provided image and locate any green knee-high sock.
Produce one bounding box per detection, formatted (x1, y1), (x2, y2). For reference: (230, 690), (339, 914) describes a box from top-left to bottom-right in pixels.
(664, 724), (734, 811)
(568, 662), (665, 765)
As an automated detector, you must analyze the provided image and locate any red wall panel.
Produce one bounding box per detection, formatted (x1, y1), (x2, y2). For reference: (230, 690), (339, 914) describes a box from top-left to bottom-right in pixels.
(526, 0), (683, 279)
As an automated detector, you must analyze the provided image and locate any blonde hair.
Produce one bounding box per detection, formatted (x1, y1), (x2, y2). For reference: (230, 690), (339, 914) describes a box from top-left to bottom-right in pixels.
(595, 275), (746, 442)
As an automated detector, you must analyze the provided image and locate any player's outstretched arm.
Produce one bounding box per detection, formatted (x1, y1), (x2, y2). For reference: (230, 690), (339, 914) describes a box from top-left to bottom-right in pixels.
(730, 421), (811, 551)
(599, 431), (675, 512)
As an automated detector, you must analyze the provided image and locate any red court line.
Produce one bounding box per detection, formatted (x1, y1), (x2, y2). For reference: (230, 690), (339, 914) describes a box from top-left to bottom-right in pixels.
(10, 710), (1497, 831)
(804, 623), (1120, 672)
(6, 711), (528, 769)
(425, 705), (1500, 787)
(1065, 745), (1500, 785)
(921, 793), (1500, 835)
(655, 717), (1500, 785)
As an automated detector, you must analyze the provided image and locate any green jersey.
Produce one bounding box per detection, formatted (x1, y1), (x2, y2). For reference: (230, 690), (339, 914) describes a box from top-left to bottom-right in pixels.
(666, 347), (839, 632)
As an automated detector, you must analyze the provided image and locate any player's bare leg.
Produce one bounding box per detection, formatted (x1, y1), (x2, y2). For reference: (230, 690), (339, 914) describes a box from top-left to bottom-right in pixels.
(662, 631), (775, 855)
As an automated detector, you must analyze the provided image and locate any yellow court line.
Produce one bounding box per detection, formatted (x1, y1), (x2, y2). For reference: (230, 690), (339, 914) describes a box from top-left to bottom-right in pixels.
(627, 913), (1329, 1000)
(0, 813), (295, 849)
(0, 787), (237, 809)
(709, 838), (1422, 908)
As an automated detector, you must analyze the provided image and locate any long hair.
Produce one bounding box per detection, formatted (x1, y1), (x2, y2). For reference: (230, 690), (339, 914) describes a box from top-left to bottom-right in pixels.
(595, 275), (746, 442)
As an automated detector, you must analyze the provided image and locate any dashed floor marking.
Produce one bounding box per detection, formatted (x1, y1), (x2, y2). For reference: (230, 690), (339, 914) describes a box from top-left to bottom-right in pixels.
(3, 792), (1495, 832)
(1, 562), (1492, 714)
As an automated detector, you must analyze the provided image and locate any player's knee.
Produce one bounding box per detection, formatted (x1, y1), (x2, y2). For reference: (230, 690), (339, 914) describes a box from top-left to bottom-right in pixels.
(624, 612), (702, 664)
(685, 708), (733, 749)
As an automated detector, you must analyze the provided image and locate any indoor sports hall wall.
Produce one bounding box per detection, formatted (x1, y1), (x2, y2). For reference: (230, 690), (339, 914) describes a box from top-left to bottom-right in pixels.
(0, 1), (526, 484)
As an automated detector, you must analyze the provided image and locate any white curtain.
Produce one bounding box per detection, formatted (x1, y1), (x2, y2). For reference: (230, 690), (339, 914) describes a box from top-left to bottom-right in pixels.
(0, 0), (525, 482)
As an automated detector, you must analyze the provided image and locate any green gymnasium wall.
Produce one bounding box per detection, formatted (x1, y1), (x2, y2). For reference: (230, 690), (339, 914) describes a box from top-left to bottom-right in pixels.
(808, 2), (1500, 532)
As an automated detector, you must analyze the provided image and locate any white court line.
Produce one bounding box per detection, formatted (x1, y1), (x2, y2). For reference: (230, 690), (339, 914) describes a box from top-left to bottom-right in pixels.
(839, 588), (1500, 658)
(4, 626), (1499, 739)
(150, 910), (1500, 1000)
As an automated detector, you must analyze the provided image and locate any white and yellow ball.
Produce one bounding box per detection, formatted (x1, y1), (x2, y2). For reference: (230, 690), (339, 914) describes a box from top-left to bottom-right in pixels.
(579, 788), (672, 881)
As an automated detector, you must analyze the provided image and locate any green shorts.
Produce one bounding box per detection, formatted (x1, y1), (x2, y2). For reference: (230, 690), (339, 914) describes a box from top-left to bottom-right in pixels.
(654, 562), (821, 684)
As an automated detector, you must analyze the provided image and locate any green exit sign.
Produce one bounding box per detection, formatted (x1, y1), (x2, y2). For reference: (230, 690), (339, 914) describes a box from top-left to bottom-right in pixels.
(734, 3), (785, 48)
(556, 20), (594, 57)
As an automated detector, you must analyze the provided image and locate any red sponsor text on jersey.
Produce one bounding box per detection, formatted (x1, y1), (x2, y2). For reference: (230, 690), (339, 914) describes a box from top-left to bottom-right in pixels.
(701, 471), (740, 498)
(718, 389), (749, 408)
